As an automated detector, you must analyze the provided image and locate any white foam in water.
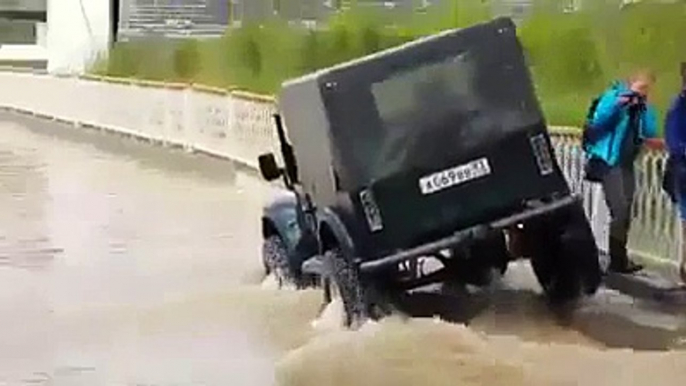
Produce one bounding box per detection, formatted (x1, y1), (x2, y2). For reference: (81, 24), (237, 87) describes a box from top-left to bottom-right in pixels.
(260, 274), (281, 290)
(359, 319), (383, 335)
(310, 298), (390, 338)
(310, 297), (346, 334)
(259, 274), (299, 291)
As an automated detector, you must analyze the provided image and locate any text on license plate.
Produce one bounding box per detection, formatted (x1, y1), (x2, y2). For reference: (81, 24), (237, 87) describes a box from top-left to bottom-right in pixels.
(419, 157), (492, 195)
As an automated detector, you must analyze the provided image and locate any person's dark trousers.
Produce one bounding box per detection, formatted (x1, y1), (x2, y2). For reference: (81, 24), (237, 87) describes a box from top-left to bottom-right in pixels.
(601, 165), (643, 273)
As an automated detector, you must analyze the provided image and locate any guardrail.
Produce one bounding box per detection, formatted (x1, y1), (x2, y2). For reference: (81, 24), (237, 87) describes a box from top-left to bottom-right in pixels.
(0, 69), (280, 170)
(551, 129), (680, 268)
(0, 69), (679, 268)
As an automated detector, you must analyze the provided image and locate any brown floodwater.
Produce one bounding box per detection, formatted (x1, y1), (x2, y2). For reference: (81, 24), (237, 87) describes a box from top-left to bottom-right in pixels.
(0, 111), (684, 386)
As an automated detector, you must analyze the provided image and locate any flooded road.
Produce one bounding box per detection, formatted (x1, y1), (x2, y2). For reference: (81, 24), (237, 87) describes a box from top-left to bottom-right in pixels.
(1, 111), (685, 385)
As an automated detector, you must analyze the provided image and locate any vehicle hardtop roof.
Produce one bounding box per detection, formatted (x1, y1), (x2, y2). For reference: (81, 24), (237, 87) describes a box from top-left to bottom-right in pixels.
(280, 16), (516, 89)
(275, 14), (539, 205)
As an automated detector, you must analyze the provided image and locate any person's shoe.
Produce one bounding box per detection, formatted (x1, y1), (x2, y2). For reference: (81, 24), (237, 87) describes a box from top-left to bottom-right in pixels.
(608, 260), (644, 274)
(608, 237), (643, 274)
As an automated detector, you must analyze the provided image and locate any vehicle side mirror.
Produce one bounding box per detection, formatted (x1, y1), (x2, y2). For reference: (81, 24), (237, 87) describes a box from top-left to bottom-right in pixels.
(258, 153), (282, 182)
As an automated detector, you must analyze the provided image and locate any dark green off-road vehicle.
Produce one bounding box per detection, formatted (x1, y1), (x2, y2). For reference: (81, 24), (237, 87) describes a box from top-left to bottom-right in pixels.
(258, 17), (602, 327)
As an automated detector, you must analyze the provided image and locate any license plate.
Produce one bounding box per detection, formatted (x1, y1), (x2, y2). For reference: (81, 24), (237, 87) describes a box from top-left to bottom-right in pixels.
(419, 157), (492, 195)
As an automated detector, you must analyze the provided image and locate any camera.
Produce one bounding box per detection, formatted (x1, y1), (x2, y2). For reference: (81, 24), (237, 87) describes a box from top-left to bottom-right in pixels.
(621, 91), (645, 106)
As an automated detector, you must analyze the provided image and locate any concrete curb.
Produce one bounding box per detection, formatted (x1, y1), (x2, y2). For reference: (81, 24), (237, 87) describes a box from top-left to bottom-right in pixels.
(604, 271), (686, 306)
(602, 253), (686, 306)
(586, 247), (686, 305)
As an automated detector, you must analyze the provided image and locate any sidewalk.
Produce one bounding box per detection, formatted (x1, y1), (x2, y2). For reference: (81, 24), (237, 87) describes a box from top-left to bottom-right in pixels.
(603, 254), (686, 307)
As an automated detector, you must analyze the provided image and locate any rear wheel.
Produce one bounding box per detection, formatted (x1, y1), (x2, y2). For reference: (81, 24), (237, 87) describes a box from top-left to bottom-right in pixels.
(528, 202), (602, 304)
(322, 248), (398, 328)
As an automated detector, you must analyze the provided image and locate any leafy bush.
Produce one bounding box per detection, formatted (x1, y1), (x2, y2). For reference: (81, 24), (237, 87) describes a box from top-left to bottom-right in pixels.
(173, 39), (201, 81)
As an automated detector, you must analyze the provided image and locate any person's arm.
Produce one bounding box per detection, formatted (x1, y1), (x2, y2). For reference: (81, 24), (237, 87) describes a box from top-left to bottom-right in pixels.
(592, 90), (624, 131)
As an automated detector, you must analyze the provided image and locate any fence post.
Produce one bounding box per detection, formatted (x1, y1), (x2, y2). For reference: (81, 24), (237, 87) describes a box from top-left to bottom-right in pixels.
(226, 91), (237, 161)
(183, 85), (194, 152)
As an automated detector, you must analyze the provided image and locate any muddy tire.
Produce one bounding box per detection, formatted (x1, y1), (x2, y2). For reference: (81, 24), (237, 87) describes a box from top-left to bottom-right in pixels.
(323, 248), (368, 328)
(529, 202), (602, 305)
(448, 230), (511, 287)
(262, 235), (297, 288)
(322, 248), (399, 328)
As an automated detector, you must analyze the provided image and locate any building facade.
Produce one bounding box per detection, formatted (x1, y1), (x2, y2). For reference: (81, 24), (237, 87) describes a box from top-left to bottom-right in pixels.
(117, 0), (230, 39)
(0, 0), (47, 69)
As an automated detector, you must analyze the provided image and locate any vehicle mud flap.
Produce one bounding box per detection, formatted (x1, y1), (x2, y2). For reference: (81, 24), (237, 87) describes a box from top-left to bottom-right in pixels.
(527, 201), (602, 304)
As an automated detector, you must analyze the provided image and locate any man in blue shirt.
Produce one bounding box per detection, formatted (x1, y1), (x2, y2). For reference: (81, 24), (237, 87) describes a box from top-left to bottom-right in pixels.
(664, 62), (686, 284)
(586, 70), (659, 274)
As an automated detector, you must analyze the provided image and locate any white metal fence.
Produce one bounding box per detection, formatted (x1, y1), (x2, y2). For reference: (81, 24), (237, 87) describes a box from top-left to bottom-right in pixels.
(0, 70), (280, 169)
(0, 70), (679, 268)
(552, 131), (680, 267)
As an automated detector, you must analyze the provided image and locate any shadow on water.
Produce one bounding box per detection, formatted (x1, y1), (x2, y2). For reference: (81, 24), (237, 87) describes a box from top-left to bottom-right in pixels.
(0, 110), (245, 185)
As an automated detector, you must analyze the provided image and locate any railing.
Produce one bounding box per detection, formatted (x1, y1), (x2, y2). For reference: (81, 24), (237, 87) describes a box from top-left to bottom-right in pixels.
(551, 129), (680, 268)
(0, 70), (280, 170)
(0, 69), (679, 268)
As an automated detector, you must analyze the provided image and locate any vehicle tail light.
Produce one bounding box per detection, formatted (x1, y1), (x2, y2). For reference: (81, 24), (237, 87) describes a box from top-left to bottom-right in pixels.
(359, 188), (384, 232)
(529, 133), (554, 176)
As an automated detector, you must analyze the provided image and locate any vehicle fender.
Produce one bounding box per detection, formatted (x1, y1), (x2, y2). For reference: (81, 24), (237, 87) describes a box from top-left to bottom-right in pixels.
(261, 191), (302, 255)
(316, 206), (357, 257)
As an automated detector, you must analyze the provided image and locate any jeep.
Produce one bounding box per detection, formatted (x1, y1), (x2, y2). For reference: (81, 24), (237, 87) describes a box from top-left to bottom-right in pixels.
(258, 17), (602, 327)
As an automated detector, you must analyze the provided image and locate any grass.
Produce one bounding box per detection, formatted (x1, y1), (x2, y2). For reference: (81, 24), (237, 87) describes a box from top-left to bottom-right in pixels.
(91, 0), (686, 131)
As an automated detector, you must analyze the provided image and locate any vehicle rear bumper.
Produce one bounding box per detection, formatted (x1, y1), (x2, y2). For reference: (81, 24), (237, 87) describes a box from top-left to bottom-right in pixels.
(358, 194), (579, 274)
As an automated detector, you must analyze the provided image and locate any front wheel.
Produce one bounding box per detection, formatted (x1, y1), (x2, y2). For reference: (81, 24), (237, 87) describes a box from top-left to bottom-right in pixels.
(262, 235), (297, 288)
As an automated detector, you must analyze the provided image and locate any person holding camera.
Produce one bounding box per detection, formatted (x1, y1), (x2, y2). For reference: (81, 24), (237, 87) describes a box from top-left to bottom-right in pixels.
(584, 70), (658, 274)
(663, 62), (686, 285)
